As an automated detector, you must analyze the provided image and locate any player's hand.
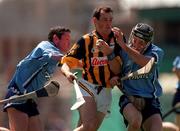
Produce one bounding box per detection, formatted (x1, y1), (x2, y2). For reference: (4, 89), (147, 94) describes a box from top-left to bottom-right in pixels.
(112, 27), (126, 46)
(65, 72), (77, 83)
(96, 39), (113, 55)
(110, 76), (122, 89)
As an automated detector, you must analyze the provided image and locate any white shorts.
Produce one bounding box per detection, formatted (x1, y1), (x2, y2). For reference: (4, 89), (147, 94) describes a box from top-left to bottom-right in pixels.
(75, 78), (112, 115)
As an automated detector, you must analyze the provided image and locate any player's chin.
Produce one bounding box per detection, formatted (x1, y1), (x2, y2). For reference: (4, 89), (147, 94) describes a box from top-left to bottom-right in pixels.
(104, 28), (111, 34)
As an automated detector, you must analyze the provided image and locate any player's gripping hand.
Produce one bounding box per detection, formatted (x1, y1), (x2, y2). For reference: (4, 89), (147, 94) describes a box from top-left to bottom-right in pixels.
(64, 72), (77, 83)
(112, 27), (127, 45)
(110, 76), (122, 90)
(96, 39), (113, 55)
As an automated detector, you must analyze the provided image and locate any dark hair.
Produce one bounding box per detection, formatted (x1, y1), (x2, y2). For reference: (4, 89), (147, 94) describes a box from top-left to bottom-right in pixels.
(93, 6), (113, 20)
(48, 26), (71, 42)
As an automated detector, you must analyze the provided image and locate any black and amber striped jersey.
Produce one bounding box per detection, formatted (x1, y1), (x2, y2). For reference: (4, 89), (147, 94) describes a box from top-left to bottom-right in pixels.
(61, 30), (122, 88)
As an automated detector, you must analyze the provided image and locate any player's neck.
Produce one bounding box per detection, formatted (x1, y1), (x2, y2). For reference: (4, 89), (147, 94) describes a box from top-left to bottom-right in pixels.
(96, 31), (110, 41)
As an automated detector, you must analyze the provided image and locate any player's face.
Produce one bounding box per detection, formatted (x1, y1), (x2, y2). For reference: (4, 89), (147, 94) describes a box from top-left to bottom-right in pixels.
(94, 11), (113, 36)
(131, 35), (148, 53)
(57, 32), (71, 53)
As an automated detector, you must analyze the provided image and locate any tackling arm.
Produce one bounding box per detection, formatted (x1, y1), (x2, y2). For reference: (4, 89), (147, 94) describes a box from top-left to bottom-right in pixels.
(108, 56), (122, 75)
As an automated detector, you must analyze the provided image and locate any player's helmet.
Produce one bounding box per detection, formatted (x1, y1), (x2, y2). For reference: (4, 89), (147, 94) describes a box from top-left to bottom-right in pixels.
(132, 23), (154, 42)
(131, 23), (154, 43)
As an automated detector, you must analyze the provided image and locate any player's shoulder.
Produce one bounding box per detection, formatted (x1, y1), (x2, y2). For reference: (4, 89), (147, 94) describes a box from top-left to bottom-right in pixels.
(37, 41), (51, 48)
(82, 32), (93, 39)
(38, 40), (49, 45)
(77, 32), (94, 44)
(150, 43), (164, 54)
(151, 43), (162, 50)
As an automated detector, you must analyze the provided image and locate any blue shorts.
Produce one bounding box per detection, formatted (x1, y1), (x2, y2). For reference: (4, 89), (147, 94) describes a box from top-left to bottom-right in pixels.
(3, 81), (39, 117)
(119, 95), (162, 126)
(172, 88), (180, 114)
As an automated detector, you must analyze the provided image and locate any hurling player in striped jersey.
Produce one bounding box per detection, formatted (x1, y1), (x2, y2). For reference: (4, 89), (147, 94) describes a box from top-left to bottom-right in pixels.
(61, 6), (123, 131)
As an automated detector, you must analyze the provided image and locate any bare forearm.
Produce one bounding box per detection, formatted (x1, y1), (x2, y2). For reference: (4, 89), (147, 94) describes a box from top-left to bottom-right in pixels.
(61, 63), (77, 83)
(121, 44), (151, 67)
(51, 54), (63, 61)
(108, 57), (121, 75)
(61, 63), (71, 76)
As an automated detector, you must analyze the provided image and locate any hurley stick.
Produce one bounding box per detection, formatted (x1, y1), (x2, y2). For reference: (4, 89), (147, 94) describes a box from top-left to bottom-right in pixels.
(0, 81), (60, 104)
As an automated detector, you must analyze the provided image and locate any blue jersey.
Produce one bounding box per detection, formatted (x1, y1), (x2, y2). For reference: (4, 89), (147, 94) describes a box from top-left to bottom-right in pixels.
(173, 56), (180, 89)
(11, 41), (63, 93)
(120, 43), (164, 98)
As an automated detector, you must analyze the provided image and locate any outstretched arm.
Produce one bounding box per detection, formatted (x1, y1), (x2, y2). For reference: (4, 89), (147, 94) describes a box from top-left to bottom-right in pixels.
(51, 53), (64, 61)
(61, 63), (77, 83)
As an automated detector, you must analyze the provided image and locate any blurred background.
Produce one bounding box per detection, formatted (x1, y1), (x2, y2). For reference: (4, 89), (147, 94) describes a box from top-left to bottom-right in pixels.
(0, 0), (179, 130)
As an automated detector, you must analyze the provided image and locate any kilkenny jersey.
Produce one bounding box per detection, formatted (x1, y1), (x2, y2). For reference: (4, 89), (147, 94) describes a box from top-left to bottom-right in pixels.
(62, 31), (122, 88)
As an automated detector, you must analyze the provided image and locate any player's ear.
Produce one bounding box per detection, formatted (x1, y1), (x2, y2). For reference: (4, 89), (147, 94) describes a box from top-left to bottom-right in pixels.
(52, 34), (59, 45)
(53, 34), (59, 40)
(92, 17), (97, 24)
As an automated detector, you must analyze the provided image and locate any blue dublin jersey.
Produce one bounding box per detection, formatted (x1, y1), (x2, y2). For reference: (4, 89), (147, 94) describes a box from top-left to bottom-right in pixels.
(13, 41), (63, 93)
(120, 43), (164, 98)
